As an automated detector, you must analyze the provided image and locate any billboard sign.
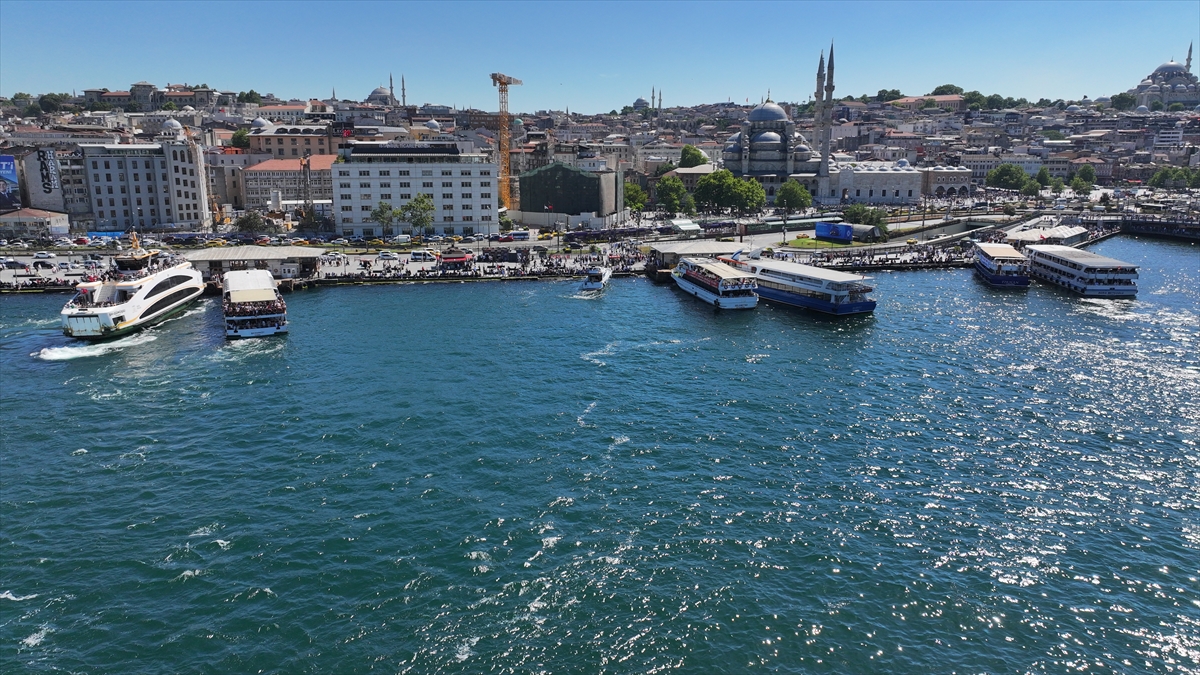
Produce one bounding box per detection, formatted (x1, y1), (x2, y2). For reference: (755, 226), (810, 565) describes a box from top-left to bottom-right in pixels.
(0, 155), (20, 211)
(36, 148), (61, 194)
(815, 221), (853, 244)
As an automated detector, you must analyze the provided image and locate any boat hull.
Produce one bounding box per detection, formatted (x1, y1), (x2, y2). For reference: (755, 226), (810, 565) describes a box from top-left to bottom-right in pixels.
(1031, 269), (1138, 297)
(672, 273), (757, 309)
(755, 284), (876, 314)
(974, 261), (1030, 288)
(227, 324), (288, 339)
(62, 286), (203, 341)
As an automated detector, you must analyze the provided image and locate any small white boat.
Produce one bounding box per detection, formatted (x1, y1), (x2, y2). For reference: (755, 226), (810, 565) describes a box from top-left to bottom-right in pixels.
(223, 269), (288, 338)
(580, 266), (612, 291)
(671, 257), (758, 309)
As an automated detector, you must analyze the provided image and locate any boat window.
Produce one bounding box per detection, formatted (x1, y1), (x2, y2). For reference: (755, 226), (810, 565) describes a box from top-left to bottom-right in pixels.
(147, 275), (192, 297)
(143, 288), (195, 319)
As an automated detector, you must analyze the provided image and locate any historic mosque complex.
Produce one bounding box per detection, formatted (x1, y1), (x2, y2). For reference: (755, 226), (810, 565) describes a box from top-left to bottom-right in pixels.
(1123, 44), (1199, 110)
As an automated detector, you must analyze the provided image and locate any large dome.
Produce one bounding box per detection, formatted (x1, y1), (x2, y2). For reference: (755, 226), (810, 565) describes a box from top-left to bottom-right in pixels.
(371, 86), (390, 96)
(747, 101), (789, 122)
(1154, 61), (1187, 75)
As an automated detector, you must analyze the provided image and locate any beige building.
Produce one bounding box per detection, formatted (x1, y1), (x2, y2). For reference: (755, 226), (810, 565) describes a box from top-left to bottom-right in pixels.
(919, 165), (973, 198)
(0, 208), (71, 239)
(241, 155), (337, 211)
(246, 118), (337, 158)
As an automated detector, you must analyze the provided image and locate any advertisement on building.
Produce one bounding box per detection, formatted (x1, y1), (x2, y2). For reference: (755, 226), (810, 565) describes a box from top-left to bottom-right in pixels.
(815, 221), (853, 244)
(25, 149), (66, 212)
(0, 155), (21, 211)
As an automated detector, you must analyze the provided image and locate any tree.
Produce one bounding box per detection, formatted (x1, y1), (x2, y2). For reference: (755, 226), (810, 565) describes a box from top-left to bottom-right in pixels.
(985, 163), (1029, 191)
(1035, 166), (1051, 186)
(1076, 164), (1096, 186)
(234, 212), (267, 233)
(237, 90), (262, 104)
(963, 91), (986, 109)
(1002, 204), (1017, 216)
(22, 103), (42, 118)
(398, 193), (435, 234)
(693, 169), (739, 212)
(655, 175), (688, 214)
(654, 161), (676, 177)
(1110, 92), (1136, 111)
(231, 128), (251, 148)
(38, 93), (65, 113)
(774, 180), (812, 226)
(498, 213), (515, 232)
(1040, 129), (1065, 141)
(370, 201), (398, 233)
(985, 93), (1006, 110)
(1069, 176), (1090, 196)
(1168, 102), (1185, 112)
(681, 193), (697, 216)
(679, 144), (707, 168)
(86, 101), (113, 112)
(843, 203), (886, 227)
(1021, 179), (1041, 197)
(1050, 178), (1065, 194)
(124, 101), (141, 112)
(876, 89), (903, 102)
(12, 92), (32, 102)
(928, 84), (964, 96)
(161, 101), (178, 111)
(1150, 100), (1164, 112)
(732, 178), (766, 216)
(623, 181), (647, 212)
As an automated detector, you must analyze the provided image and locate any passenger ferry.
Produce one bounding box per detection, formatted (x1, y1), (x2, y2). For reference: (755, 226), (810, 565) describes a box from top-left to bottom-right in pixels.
(61, 233), (204, 340)
(719, 253), (875, 315)
(222, 269), (288, 338)
(973, 242), (1030, 288)
(580, 266), (612, 291)
(1024, 244), (1138, 298)
(671, 258), (758, 309)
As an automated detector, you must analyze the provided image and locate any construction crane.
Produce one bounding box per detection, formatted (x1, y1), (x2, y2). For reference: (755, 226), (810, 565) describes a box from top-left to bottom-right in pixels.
(490, 72), (522, 210)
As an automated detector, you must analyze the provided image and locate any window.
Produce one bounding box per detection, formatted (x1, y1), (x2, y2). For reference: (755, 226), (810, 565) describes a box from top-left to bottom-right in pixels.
(461, 181), (472, 187)
(441, 170), (452, 176)
(460, 170), (471, 176)
(480, 204), (491, 211)
(94, 174), (100, 182)
(381, 194), (391, 200)
(359, 170), (370, 176)
(340, 194), (351, 200)
(379, 170), (391, 176)
(379, 182), (391, 188)
(359, 182), (371, 188)
(423, 182), (434, 188)
(480, 193), (492, 199)
(443, 216), (454, 222)
(442, 182), (453, 188)
(96, 199), (103, 207)
(91, 161), (98, 169)
(361, 205), (371, 211)
(342, 219), (352, 225)
(443, 193), (454, 199)
(399, 170), (410, 176)
(480, 170), (491, 176)
(908, 190), (913, 197)
(105, 173), (112, 181)
(133, 173), (139, 181)
(462, 215), (473, 221)
(104, 161), (110, 169)
(341, 205), (353, 212)
(94, 187), (101, 195)
(340, 182), (351, 188)
(443, 204), (454, 210)
(361, 194), (371, 201)
(305, 138), (311, 145)
(421, 170), (433, 176)
(399, 182), (410, 188)
(107, 186), (113, 194)
(291, 138), (298, 145)
(481, 215), (493, 221)
(400, 193), (411, 199)
(362, 228), (374, 237)
(462, 204), (472, 210)
(461, 193), (472, 199)
(339, 170), (350, 176)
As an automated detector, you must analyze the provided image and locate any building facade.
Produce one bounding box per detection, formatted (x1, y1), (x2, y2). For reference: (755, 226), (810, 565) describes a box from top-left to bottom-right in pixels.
(333, 141), (498, 238)
(79, 121), (211, 231)
(245, 118), (337, 157)
(241, 155), (336, 211)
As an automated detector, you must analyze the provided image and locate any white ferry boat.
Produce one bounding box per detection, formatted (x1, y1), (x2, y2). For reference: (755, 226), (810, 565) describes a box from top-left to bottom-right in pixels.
(671, 258), (758, 309)
(973, 243), (1030, 288)
(719, 253), (876, 315)
(61, 234), (204, 340)
(580, 266), (612, 291)
(222, 269), (288, 339)
(1024, 244), (1138, 298)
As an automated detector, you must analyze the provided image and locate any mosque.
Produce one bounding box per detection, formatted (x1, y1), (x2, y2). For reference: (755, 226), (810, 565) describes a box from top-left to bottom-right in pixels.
(1124, 44), (1199, 110)
(723, 45), (927, 206)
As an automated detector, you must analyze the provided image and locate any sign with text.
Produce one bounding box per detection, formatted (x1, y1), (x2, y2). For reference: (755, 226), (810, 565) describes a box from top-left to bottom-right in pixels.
(815, 221), (853, 244)
(0, 155), (21, 211)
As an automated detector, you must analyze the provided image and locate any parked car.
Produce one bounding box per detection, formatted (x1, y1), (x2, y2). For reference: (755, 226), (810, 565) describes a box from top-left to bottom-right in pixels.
(367, 238), (386, 247)
(330, 238), (349, 245)
(34, 251), (56, 259)
(498, 234), (514, 243)
(33, 260), (55, 269)
(378, 251), (399, 260)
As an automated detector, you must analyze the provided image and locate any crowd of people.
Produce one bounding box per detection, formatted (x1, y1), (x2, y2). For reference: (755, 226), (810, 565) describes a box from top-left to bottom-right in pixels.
(318, 244), (647, 283)
(224, 298), (285, 317)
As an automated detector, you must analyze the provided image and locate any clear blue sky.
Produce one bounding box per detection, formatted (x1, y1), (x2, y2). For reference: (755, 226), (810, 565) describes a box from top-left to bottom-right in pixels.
(2, 1), (1197, 113)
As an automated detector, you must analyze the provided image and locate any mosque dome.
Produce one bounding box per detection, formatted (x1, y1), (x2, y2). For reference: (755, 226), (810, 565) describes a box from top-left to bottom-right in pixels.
(162, 118), (183, 131)
(371, 86), (390, 96)
(793, 144), (811, 153)
(1195, 104), (1200, 112)
(251, 117), (271, 128)
(751, 131), (782, 144)
(1175, 84), (1189, 92)
(726, 131), (743, 144)
(1135, 105), (1150, 113)
(896, 158), (910, 168)
(182, 105), (195, 111)
(512, 118), (523, 126)
(425, 119), (441, 130)
(1066, 104), (1082, 112)
(1154, 61), (1187, 76)
(747, 101), (789, 122)
(1147, 84), (1161, 93)
(1095, 96), (1112, 103)
(634, 97), (648, 107)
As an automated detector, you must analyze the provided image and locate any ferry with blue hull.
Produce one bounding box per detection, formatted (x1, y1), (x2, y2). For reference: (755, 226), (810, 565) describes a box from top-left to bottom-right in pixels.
(720, 254), (876, 315)
(973, 243), (1030, 288)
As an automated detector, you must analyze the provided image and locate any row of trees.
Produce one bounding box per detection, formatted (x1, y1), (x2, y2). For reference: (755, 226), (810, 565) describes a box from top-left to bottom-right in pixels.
(986, 162), (1098, 198)
(1148, 166), (1200, 189)
(367, 195), (436, 234)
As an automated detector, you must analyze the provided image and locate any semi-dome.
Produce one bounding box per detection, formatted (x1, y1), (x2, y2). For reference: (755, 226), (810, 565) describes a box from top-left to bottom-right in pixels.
(1154, 61), (1187, 75)
(1135, 105), (1150, 113)
(726, 131), (743, 143)
(425, 119), (441, 130)
(162, 118), (183, 130)
(793, 144), (811, 153)
(1066, 104), (1082, 112)
(182, 105), (195, 111)
(747, 101), (789, 122)
(750, 131), (782, 144)
(1095, 96), (1112, 103)
(251, 117), (271, 128)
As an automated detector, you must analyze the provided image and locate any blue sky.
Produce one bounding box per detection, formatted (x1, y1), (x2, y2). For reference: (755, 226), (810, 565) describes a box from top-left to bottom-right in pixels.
(2, 1), (1197, 113)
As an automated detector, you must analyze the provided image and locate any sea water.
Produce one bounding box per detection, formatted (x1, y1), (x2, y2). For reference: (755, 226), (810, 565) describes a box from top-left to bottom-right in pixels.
(1, 237), (1197, 673)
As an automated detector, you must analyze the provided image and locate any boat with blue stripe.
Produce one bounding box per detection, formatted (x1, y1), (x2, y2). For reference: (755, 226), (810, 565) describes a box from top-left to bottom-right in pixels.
(720, 251), (876, 315)
(973, 243), (1030, 288)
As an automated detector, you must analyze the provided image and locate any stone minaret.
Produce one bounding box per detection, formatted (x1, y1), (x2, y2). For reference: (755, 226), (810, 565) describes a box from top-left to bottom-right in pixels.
(819, 43), (835, 181)
(1187, 42), (1193, 72)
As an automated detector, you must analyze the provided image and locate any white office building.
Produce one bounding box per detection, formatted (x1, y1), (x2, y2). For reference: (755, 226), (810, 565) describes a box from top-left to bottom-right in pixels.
(333, 138), (499, 238)
(79, 120), (211, 231)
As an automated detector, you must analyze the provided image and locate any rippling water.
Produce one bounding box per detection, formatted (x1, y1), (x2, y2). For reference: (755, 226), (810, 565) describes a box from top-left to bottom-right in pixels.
(2, 237), (1197, 673)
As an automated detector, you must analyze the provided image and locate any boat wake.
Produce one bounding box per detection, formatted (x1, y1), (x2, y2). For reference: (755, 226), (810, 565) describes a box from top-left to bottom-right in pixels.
(33, 332), (159, 361)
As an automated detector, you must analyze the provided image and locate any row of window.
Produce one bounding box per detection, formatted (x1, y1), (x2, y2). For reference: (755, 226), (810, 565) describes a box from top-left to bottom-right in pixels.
(337, 181), (491, 189)
(336, 169), (492, 177)
(341, 226), (482, 236)
(338, 215), (494, 226)
(92, 159), (167, 170)
(340, 193), (490, 201)
(260, 137), (327, 145)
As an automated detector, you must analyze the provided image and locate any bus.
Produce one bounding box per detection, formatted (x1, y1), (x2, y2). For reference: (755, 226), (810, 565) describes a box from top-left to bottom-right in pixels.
(511, 230), (530, 241)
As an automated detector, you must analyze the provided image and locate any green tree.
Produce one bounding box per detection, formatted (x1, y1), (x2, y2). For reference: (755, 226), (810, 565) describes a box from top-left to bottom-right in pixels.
(1040, 129), (1065, 141)
(231, 128), (251, 148)
(681, 193), (697, 216)
(843, 203), (886, 227)
(774, 179), (812, 226)
(922, 98), (938, 109)
(237, 90), (262, 104)
(732, 178), (766, 216)
(1050, 177), (1065, 194)
(1021, 179), (1041, 197)
(1149, 100), (1164, 112)
(876, 89), (903, 102)
(124, 101), (141, 112)
(962, 91), (986, 109)
(1109, 92), (1136, 111)
(1035, 166), (1051, 186)
(693, 169), (740, 212)
(928, 84), (964, 96)
(679, 144), (707, 168)
(1069, 176), (1090, 195)
(1168, 102), (1184, 112)
(654, 161), (676, 177)
(398, 193), (435, 234)
(1002, 204), (1017, 216)
(985, 93), (1006, 110)
(161, 101), (178, 111)
(22, 103), (43, 117)
(985, 163), (1029, 190)
(623, 181), (647, 211)
(12, 92), (32, 102)
(498, 213), (515, 232)
(234, 212), (267, 233)
(38, 93), (65, 113)
(86, 101), (113, 112)
(370, 201), (398, 233)
(655, 175), (688, 214)
(1076, 164), (1096, 186)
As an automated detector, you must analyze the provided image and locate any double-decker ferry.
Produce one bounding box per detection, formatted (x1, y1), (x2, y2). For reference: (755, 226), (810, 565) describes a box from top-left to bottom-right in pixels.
(222, 269), (288, 338)
(671, 258), (758, 309)
(973, 243), (1030, 288)
(719, 253), (876, 315)
(61, 234), (204, 340)
(1024, 244), (1138, 298)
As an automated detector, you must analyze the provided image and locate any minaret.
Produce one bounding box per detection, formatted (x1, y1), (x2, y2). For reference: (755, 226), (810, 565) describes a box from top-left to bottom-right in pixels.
(1187, 42), (1193, 72)
(820, 42), (835, 181)
(814, 50), (827, 179)
(331, 87), (336, 101)
(389, 73), (395, 106)
(401, 75), (407, 107)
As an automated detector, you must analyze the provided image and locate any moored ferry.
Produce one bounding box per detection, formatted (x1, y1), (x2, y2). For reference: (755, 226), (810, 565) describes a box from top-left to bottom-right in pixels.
(222, 269), (288, 338)
(719, 253), (876, 315)
(671, 258), (758, 309)
(61, 234), (204, 340)
(1024, 244), (1138, 298)
(973, 243), (1030, 288)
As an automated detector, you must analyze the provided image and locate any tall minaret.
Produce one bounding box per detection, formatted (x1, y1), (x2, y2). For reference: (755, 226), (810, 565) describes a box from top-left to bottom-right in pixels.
(389, 73), (395, 106)
(1187, 42), (1193, 72)
(401, 75), (407, 106)
(814, 50), (827, 179)
(819, 42), (836, 181)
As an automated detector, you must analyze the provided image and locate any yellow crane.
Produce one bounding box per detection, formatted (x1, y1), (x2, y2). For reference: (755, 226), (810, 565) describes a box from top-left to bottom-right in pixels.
(490, 72), (522, 210)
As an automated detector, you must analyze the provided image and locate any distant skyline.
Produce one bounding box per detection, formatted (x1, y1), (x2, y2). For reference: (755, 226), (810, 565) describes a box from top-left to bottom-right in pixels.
(1, 1), (1197, 114)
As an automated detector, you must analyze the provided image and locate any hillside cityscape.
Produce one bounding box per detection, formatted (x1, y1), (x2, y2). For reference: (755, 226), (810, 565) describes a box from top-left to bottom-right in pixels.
(1, 42), (1198, 242)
